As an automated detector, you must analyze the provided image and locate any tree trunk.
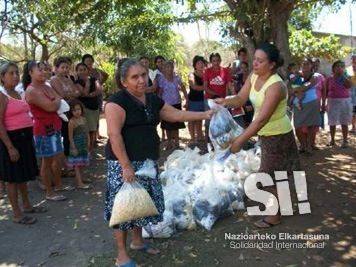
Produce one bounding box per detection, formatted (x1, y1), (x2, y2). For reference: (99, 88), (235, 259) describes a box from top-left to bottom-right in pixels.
(24, 32), (28, 60)
(30, 37), (36, 60)
(269, 1), (294, 77)
(41, 43), (49, 62)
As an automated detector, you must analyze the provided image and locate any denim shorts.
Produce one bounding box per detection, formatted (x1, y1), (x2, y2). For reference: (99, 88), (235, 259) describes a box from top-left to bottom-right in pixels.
(188, 100), (205, 112)
(34, 131), (63, 158)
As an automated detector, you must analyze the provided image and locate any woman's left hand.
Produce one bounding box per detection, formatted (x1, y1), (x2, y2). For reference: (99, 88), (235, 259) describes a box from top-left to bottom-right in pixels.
(230, 137), (243, 153)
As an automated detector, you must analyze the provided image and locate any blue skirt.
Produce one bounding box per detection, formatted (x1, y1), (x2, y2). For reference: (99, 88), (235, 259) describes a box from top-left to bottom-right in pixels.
(104, 160), (164, 230)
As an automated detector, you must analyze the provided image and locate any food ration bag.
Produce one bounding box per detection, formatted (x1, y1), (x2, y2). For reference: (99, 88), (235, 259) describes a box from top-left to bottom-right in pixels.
(207, 99), (243, 160)
(109, 181), (159, 227)
(135, 159), (157, 179)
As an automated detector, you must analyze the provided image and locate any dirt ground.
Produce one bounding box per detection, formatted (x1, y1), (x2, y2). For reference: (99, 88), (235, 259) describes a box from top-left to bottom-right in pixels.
(0, 117), (355, 267)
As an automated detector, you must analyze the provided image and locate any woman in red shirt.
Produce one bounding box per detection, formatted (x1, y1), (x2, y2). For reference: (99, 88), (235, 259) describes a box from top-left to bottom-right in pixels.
(24, 61), (68, 201)
(203, 53), (232, 141)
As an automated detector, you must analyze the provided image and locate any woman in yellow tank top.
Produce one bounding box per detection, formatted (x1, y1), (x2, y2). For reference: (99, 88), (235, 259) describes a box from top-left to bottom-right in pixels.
(216, 42), (300, 228)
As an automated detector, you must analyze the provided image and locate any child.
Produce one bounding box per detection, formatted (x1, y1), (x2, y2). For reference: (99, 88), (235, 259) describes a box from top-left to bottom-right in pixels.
(67, 99), (91, 189)
(287, 63), (304, 110)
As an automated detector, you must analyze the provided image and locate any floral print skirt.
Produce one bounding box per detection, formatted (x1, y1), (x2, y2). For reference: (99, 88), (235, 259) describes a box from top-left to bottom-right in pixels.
(104, 160), (164, 231)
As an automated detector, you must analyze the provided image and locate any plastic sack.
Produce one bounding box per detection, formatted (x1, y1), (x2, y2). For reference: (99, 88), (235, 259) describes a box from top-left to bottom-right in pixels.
(207, 99), (243, 159)
(109, 181), (159, 227)
(192, 186), (234, 231)
(57, 99), (70, 122)
(142, 210), (175, 238)
(135, 159), (157, 179)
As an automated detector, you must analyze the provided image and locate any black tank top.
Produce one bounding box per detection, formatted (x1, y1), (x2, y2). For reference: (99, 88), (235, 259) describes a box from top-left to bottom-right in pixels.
(188, 73), (204, 101)
(105, 90), (165, 161)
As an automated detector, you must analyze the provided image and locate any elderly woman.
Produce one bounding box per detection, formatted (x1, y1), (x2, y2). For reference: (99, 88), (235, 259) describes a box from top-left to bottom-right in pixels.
(24, 61), (67, 201)
(157, 60), (188, 150)
(0, 61), (45, 225)
(216, 42), (300, 229)
(322, 60), (353, 147)
(105, 59), (212, 267)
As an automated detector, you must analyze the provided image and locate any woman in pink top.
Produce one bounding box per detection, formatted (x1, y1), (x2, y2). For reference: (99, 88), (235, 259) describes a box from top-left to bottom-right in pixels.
(322, 60), (353, 147)
(0, 61), (46, 225)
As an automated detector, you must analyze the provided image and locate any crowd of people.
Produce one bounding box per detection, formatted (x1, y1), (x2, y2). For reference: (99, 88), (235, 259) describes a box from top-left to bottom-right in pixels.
(0, 54), (108, 224)
(0, 46), (355, 267)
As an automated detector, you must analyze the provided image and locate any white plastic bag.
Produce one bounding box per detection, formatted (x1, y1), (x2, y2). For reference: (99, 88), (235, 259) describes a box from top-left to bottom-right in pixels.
(109, 181), (159, 227)
(57, 99), (70, 122)
(207, 100), (243, 160)
(142, 210), (175, 238)
(135, 159), (157, 179)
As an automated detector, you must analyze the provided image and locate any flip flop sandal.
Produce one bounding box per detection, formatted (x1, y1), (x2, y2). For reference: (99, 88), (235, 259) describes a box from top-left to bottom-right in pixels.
(13, 216), (37, 225)
(254, 219), (280, 229)
(130, 243), (160, 255)
(24, 206), (47, 213)
(77, 184), (92, 190)
(46, 195), (67, 201)
(54, 185), (75, 192)
(115, 259), (137, 267)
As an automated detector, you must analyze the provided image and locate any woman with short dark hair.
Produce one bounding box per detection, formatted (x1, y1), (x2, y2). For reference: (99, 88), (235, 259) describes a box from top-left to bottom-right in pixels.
(323, 60), (353, 147)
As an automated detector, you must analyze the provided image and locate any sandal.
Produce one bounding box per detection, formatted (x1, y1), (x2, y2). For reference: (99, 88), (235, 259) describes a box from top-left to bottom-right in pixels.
(46, 195), (67, 201)
(130, 243), (160, 255)
(115, 259), (137, 267)
(77, 184), (92, 190)
(24, 206), (47, 213)
(13, 215), (37, 225)
(54, 185), (75, 192)
(254, 218), (280, 229)
(327, 141), (336, 147)
(341, 142), (348, 148)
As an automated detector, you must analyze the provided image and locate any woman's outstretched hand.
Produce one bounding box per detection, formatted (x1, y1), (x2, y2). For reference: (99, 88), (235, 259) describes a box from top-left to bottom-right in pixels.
(214, 98), (226, 106)
(204, 109), (215, 120)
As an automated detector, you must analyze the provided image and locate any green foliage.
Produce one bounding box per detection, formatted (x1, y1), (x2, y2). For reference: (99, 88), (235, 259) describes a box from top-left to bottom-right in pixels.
(289, 29), (347, 62)
(99, 62), (116, 98)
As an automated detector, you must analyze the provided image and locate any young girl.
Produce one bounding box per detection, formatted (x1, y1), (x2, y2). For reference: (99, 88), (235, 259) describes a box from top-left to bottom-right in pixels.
(67, 100), (91, 189)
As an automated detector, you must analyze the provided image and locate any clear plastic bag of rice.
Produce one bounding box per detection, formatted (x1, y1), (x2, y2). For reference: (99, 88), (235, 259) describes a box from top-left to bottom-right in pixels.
(109, 181), (159, 227)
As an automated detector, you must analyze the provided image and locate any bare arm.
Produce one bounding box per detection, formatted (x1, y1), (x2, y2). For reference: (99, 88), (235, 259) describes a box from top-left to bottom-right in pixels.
(0, 94), (20, 162)
(321, 78), (329, 111)
(105, 102), (135, 182)
(188, 73), (204, 91)
(160, 103), (213, 122)
(203, 80), (219, 97)
(145, 79), (157, 93)
(49, 77), (64, 98)
(231, 82), (286, 152)
(68, 119), (77, 154)
(89, 80), (102, 97)
(25, 86), (61, 112)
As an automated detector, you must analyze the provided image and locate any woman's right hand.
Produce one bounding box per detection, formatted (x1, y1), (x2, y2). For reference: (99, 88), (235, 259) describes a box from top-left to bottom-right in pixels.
(122, 165), (136, 183)
(8, 147), (20, 162)
(214, 98), (226, 106)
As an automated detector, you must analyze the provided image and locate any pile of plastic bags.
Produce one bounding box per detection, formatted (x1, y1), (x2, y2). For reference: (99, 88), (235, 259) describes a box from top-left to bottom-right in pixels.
(143, 147), (261, 238)
(142, 102), (261, 238)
